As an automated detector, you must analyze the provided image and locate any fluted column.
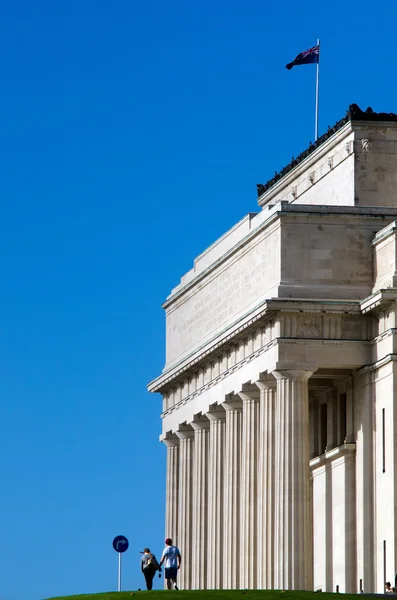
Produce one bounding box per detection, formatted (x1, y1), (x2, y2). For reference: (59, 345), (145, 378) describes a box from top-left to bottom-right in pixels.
(207, 407), (226, 588)
(164, 435), (180, 545)
(175, 427), (194, 590)
(222, 396), (243, 589)
(191, 419), (210, 589)
(256, 376), (276, 589)
(238, 388), (260, 589)
(273, 368), (314, 590)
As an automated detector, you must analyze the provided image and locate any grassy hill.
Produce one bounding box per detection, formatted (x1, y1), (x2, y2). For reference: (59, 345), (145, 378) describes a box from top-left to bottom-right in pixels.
(46, 590), (362, 600)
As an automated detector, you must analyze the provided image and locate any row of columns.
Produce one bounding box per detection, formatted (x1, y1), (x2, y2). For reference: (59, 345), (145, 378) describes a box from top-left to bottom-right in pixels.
(163, 368), (314, 590)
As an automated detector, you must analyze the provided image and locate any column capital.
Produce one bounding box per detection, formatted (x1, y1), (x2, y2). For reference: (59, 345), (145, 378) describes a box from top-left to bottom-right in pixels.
(274, 360), (316, 375)
(273, 362), (316, 381)
(236, 384), (260, 402)
(254, 373), (276, 391)
(206, 405), (226, 422)
(222, 398), (243, 412)
(190, 418), (210, 432)
(175, 425), (194, 440)
(162, 433), (179, 448)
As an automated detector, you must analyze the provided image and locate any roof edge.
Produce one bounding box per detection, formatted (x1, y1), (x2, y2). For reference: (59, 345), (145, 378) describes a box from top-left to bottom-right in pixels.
(256, 103), (397, 198)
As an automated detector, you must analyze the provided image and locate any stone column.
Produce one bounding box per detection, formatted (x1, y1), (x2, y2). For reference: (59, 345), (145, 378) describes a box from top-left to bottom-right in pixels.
(222, 396), (243, 589)
(326, 387), (338, 451)
(191, 419), (210, 589)
(345, 377), (355, 443)
(273, 368), (314, 590)
(310, 397), (320, 458)
(164, 435), (179, 545)
(175, 426), (194, 590)
(238, 387), (260, 589)
(256, 376), (276, 589)
(207, 407), (226, 589)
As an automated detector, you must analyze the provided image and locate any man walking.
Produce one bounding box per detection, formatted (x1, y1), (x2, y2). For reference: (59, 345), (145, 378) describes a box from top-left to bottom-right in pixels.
(159, 538), (181, 590)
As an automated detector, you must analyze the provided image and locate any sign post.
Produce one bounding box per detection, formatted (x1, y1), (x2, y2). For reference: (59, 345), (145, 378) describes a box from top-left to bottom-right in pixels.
(112, 535), (129, 591)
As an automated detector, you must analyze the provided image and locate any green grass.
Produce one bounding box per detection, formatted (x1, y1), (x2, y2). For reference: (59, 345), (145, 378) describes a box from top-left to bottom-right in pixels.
(45, 590), (363, 600)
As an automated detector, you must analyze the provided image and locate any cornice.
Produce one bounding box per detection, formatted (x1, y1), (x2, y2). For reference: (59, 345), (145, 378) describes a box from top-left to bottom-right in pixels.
(310, 443), (356, 470)
(360, 289), (397, 314)
(159, 338), (370, 417)
(257, 103), (397, 200)
(257, 121), (352, 202)
(356, 353), (397, 376)
(163, 206), (396, 313)
(148, 298), (364, 394)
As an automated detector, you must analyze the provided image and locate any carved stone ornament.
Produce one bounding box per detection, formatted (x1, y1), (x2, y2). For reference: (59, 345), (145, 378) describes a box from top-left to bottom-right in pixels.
(345, 141), (351, 154)
(291, 186), (297, 199)
(296, 315), (322, 338)
(327, 156), (333, 169)
(341, 316), (362, 340)
(361, 138), (371, 152)
(309, 172), (315, 184)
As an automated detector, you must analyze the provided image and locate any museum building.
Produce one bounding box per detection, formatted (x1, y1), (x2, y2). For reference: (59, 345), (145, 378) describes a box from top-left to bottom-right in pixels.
(148, 105), (397, 593)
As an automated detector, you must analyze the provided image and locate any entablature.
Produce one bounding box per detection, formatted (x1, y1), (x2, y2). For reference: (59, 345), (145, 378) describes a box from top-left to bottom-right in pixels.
(149, 299), (376, 417)
(149, 299), (368, 394)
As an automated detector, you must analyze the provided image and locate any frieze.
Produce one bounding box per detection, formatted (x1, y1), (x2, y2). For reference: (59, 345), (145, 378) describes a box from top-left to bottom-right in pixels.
(296, 315), (322, 338)
(341, 316), (363, 339)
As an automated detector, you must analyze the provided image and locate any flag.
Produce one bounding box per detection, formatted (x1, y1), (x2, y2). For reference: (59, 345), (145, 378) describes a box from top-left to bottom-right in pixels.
(286, 45), (319, 70)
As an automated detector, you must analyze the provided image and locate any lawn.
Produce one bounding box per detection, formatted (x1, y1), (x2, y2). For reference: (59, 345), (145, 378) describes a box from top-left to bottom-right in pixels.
(46, 590), (362, 600)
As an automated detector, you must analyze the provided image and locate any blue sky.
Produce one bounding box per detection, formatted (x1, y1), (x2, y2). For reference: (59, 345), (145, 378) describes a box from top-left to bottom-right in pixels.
(0, 1), (395, 598)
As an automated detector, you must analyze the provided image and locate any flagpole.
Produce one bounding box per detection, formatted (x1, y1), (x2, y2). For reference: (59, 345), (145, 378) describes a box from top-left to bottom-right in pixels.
(315, 38), (320, 141)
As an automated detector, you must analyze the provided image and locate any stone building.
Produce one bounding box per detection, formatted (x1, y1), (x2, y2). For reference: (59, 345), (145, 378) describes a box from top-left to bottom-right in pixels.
(148, 105), (397, 593)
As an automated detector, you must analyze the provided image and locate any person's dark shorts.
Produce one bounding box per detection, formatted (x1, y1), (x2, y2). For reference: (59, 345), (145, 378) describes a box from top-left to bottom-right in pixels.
(165, 567), (178, 579)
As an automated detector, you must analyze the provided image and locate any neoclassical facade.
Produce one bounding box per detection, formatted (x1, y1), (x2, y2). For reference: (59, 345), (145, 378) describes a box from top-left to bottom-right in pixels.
(148, 105), (397, 593)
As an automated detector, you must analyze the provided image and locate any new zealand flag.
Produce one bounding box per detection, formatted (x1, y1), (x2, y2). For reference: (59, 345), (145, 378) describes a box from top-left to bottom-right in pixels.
(286, 45), (319, 70)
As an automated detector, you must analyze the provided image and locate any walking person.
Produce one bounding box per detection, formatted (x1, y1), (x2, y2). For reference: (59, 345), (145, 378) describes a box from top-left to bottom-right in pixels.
(159, 538), (181, 590)
(140, 548), (161, 590)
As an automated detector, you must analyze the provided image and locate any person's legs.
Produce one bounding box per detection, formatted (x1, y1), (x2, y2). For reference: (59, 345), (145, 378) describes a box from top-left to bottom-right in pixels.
(165, 567), (178, 590)
(171, 577), (179, 590)
(144, 569), (155, 590)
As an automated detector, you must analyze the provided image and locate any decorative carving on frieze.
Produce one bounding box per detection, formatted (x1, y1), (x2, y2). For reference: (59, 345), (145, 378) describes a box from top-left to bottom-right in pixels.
(327, 156), (333, 169)
(296, 315), (322, 338)
(341, 316), (363, 339)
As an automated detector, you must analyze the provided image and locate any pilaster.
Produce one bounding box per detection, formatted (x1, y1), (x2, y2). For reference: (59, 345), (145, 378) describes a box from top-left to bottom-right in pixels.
(355, 370), (375, 593)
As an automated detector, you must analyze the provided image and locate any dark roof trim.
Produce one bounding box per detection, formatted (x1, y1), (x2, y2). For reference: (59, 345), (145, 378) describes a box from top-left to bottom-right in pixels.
(257, 104), (397, 198)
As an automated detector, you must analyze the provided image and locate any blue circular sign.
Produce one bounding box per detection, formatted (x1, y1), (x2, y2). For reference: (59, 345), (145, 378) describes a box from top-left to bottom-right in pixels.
(113, 535), (129, 553)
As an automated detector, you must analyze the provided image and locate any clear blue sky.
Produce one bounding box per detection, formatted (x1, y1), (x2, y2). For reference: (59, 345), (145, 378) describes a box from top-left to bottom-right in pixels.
(0, 1), (394, 598)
